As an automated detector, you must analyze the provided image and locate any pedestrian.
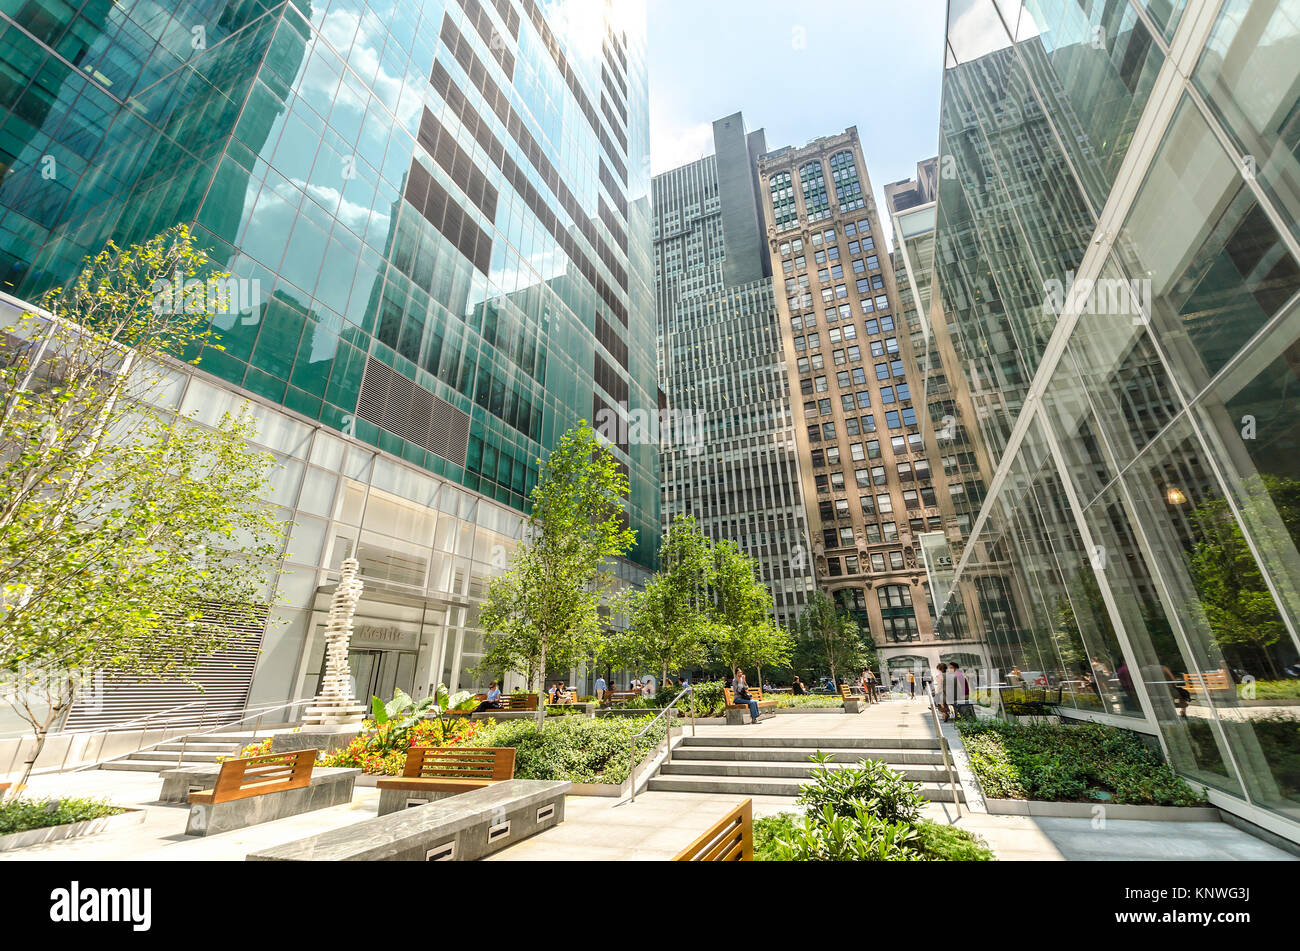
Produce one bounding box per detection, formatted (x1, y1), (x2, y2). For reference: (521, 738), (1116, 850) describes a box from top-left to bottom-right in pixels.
(792, 676), (807, 696)
(933, 663), (950, 721)
(594, 673), (608, 705)
(732, 667), (764, 724)
(473, 680), (503, 713)
(907, 669), (916, 700)
(950, 662), (974, 719)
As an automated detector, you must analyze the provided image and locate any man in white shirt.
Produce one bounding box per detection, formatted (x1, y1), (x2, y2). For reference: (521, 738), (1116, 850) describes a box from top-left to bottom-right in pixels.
(594, 674), (608, 704)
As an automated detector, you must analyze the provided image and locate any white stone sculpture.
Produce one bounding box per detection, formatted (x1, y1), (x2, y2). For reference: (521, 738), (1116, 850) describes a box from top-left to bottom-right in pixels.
(301, 558), (368, 732)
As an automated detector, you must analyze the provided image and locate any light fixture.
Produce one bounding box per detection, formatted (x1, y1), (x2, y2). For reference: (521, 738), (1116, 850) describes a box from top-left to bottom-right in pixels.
(1166, 487), (1188, 506)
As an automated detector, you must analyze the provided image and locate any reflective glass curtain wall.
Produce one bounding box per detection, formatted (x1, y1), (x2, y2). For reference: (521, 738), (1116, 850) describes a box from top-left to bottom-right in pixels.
(934, 0), (1300, 839)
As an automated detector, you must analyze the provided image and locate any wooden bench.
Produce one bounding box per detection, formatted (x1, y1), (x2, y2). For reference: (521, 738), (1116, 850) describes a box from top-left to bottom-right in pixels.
(1183, 671), (1232, 694)
(376, 746), (516, 815)
(183, 749), (358, 836)
(839, 684), (867, 713)
(501, 693), (538, 711)
(189, 750), (317, 805)
(609, 690), (642, 705)
(723, 687), (775, 724)
(674, 798), (753, 861)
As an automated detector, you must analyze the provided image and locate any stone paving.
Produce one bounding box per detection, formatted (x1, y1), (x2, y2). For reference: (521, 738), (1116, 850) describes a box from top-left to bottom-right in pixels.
(2, 697), (1295, 861)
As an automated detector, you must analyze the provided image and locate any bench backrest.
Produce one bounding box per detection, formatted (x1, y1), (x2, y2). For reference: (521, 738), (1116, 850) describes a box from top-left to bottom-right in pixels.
(202, 750), (317, 804)
(674, 798), (753, 861)
(1184, 671), (1231, 691)
(723, 687), (764, 705)
(402, 746), (516, 781)
(501, 694), (539, 711)
(840, 684), (853, 700)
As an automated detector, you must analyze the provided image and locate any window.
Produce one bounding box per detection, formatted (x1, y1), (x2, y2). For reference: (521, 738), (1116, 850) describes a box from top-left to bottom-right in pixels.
(841, 394), (856, 412)
(876, 363), (891, 381)
(889, 551), (904, 569)
(835, 498), (850, 519)
(811, 449), (826, 468)
(830, 150), (866, 211)
(829, 472), (845, 491)
(807, 424), (822, 442)
(867, 439), (881, 458)
(881, 386), (895, 403)
(833, 349), (847, 365)
(860, 495), (875, 515)
(876, 493), (893, 513)
(836, 371), (851, 388)
(815, 376), (828, 392)
(882, 521), (898, 541)
(903, 489), (920, 509)
(822, 422), (836, 440)
(856, 391), (871, 408)
(851, 368), (867, 385)
(769, 171), (798, 231)
(886, 410), (902, 429)
(818, 399), (832, 415)
(845, 555), (859, 574)
(871, 553), (886, 571)
(850, 443), (865, 461)
(898, 462), (914, 481)
(839, 527), (855, 547)
(872, 466), (887, 486)
(845, 417), (860, 436)
(862, 414), (876, 432)
(826, 446), (840, 465)
(855, 468), (869, 488)
(865, 524), (882, 543)
(800, 161), (831, 221)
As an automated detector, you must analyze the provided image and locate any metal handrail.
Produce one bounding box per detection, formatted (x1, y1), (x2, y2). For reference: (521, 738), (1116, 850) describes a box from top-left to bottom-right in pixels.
(66, 696), (317, 773)
(627, 684), (694, 804)
(928, 692), (962, 818)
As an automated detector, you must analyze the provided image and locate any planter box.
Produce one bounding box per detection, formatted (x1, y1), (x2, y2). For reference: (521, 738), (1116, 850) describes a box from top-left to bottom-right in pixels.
(772, 706), (848, 715)
(982, 797), (1221, 821)
(0, 807), (146, 852)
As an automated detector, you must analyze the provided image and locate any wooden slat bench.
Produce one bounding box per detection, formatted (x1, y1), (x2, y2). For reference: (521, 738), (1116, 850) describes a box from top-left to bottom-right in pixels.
(376, 746), (516, 815)
(609, 690), (642, 705)
(674, 798), (753, 861)
(839, 684), (866, 713)
(1183, 671), (1232, 694)
(723, 687), (775, 724)
(183, 750), (359, 836)
(501, 694), (539, 711)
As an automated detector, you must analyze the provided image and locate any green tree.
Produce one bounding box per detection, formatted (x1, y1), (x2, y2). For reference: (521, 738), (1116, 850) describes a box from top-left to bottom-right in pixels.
(710, 539), (776, 677)
(478, 421), (635, 725)
(794, 590), (868, 686)
(608, 515), (713, 685)
(0, 227), (286, 794)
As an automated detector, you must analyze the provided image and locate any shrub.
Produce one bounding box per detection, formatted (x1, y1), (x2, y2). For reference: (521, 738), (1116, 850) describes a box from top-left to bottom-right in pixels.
(773, 694), (844, 709)
(753, 812), (799, 861)
(681, 680), (726, 717)
(912, 820), (994, 861)
(768, 805), (920, 862)
(795, 752), (925, 824)
(474, 715), (666, 785)
(957, 718), (1206, 806)
(317, 716), (492, 775)
(0, 797), (124, 835)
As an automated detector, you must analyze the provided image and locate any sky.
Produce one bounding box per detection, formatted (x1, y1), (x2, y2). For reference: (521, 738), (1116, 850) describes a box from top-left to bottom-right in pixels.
(645, 0), (948, 250)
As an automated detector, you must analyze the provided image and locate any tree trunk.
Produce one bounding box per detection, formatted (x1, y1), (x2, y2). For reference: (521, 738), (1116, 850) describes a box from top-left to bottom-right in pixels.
(535, 638), (548, 729)
(15, 725), (51, 796)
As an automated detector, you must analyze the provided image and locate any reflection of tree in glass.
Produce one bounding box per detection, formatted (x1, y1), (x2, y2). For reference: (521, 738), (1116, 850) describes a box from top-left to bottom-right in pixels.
(1186, 476), (1299, 679)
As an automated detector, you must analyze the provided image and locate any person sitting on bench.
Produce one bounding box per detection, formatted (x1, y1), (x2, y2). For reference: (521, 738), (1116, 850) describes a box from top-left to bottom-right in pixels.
(473, 681), (503, 712)
(732, 668), (763, 723)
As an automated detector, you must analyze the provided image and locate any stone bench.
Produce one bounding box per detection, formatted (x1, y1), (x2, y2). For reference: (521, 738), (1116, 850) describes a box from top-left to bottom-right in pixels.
(159, 761), (359, 837)
(159, 763), (358, 804)
(246, 779), (569, 861)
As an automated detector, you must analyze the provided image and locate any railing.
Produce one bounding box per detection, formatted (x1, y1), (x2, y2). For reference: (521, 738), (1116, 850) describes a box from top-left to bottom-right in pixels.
(927, 693), (962, 818)
(627, 684), (695, 804)
(65, 696), (317, 774)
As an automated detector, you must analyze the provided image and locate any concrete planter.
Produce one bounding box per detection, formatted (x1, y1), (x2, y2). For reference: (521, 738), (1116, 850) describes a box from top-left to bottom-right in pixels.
(982, 797), (1221, 821)
(0, 807), (146, 852)
(772, 705), (848, 715)
(569, 727), (681, 797)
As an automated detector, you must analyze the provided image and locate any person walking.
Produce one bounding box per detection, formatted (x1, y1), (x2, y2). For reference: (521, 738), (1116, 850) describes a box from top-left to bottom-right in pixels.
(594, 673), (608, 705)
(950, 662), (973, 719)
(732, 668), (764, 724)
(906, 669), (916, 700)
(933, 663), (950, 722)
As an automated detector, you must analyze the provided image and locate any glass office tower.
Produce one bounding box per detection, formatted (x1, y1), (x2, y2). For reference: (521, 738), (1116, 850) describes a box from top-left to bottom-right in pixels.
(934, 0), (1300, 843)
(654, 113), (817, 627)
(0, 0), (656, 724)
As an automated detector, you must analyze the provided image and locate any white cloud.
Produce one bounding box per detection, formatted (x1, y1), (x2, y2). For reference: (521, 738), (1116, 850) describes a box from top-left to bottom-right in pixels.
(649, 119), (715, 176)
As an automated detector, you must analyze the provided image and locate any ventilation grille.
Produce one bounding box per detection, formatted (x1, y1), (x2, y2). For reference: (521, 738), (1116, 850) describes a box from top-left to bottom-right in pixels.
(357, 358), (470, 467)
(63, 606), (268, 731)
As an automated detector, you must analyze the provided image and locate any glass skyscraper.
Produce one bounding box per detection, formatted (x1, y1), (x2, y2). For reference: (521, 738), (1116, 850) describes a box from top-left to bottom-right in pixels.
(0, 0), (656, 724)
(933, 0), (1300, 844)
(654, 112), (816, 627)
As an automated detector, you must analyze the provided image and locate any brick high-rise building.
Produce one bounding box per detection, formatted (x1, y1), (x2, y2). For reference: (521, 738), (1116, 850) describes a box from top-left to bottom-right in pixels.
(757, 129), (953, 671)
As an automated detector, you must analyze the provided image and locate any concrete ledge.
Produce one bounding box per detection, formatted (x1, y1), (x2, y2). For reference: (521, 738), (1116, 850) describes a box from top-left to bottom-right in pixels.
(0, 807), (146, 852)
(725, 709), (752, 725)
(469, 711), (540, 722)
(983, 797), (1222, 821)
(378, 786), (463, 815)
(159, 764), (356, 803)
(183, 769), (360, 836)
(271, 731), (358, 754)
(247, 779), (569, 861)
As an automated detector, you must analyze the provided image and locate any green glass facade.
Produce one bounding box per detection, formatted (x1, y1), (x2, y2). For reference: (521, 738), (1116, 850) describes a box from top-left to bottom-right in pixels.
(933, 0), (1300, 841)
(0, 0), (659, 568)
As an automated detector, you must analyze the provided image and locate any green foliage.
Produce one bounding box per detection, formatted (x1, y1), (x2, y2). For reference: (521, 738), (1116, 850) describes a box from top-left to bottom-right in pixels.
(767, 805), (920, 862)
(478, 421), (634, 705)
(0, 227), (286, 787)
(0, 797), (124, 835)
(607, 515), (714, 682)
(1245, 680), (1300, 700)
(773, 694), (844, 708)
(680, 680), (726, 717)
(957, 719), (1207, 806)
(363, 686), (474, 754)
(473, 715), (666, 785)
(709, 539), (783, 676)
(912, 820), (994, 861)
(753, 812), (799, 861)
(792, 591), (869, 685)
(795, 751), (924, 824)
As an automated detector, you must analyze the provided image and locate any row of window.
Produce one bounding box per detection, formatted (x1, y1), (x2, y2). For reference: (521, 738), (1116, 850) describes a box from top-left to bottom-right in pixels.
(768, 156), (869, 233)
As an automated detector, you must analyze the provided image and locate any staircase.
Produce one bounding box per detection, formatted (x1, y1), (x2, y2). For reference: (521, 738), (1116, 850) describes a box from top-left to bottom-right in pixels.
(98, 733), (263, 772)
(648, 734), (964, 802)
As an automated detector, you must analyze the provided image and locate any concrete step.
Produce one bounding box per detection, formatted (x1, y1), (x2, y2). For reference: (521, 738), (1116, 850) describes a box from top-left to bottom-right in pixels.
(101, 759), (212, 773)
(129, 749), (226, 763)
(671, 746), (945, 765)
(646, 773), (964, 802)
(678, 735), (939, 750)
(659, 760), (951, 782)
(155, 742), (242, 753)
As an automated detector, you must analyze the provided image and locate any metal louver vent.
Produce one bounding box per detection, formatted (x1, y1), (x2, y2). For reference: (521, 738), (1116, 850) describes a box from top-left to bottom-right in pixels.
(356, 358), (471, 467)
(62, 605), (269, 731)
